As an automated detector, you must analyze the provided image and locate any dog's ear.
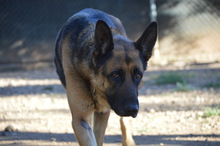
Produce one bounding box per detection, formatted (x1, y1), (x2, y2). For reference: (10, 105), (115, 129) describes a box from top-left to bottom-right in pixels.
(135, 22), (157, 62)
(93, 20), (113, 66)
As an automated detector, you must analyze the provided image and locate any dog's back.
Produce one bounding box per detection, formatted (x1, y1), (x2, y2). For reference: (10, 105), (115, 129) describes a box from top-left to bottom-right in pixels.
(54, 8), (126, 87)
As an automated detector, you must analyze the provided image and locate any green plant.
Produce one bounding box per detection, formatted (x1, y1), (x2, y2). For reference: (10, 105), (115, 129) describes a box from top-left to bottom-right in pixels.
(136, 127), (150, 133)
(155, 72), (185, 85)
(175, 82), (194, 92)
(202, 107), (220, 118)
(203, 82), (220, 89)
(180, 72), (196, 78)
(43, 86), (54, 91)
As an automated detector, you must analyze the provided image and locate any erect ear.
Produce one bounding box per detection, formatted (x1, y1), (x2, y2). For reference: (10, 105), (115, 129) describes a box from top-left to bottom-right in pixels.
(93, 20), (113, 66)
(135, 22), (157, 62)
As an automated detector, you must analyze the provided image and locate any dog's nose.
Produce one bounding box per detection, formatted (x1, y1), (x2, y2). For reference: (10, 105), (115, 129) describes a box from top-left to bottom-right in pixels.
(125, 105), (138, 118)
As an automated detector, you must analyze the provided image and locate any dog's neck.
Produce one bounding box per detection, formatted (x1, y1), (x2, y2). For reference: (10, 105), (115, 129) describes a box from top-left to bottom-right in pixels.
(90, 86), (110, 113)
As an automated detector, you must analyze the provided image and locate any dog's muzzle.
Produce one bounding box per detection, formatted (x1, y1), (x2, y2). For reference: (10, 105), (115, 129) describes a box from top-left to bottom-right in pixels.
(113, 103), (139, 118)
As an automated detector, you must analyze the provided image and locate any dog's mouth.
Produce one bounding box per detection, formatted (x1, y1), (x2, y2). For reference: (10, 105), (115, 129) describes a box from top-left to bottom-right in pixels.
(106, 92), (139, 118)
(112, 104), (139, 118)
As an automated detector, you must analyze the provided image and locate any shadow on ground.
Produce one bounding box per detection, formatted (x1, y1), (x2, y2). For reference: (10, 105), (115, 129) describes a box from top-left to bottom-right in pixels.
(0, 131), (220, 145)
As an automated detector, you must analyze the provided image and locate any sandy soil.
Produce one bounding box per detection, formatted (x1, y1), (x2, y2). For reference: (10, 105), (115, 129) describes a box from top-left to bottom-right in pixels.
(0, 64), (220, 146)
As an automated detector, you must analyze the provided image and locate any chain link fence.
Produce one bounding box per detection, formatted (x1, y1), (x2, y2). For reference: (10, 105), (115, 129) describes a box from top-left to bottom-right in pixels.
(0, 0), (220, 69)
(0, 0), (151, 67)
(156, 0), (220, 64)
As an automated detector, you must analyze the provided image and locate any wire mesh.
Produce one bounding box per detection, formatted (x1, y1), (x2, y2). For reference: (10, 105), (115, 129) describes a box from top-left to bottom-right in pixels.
(0, 0), (219, 66)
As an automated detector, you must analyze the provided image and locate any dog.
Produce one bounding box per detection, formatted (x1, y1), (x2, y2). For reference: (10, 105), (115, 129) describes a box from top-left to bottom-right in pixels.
(54, 8), (157, 146)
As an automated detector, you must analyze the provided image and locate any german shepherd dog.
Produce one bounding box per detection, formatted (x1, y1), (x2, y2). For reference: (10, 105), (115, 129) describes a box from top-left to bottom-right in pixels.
(54, 8), (157, 146)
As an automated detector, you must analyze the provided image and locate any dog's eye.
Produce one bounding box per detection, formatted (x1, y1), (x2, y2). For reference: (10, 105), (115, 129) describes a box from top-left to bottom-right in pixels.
(110, 70), (124, 81)
(135, 73), (142, 80)
(112, 73), (120, 79)
(133, 68), (142, 80)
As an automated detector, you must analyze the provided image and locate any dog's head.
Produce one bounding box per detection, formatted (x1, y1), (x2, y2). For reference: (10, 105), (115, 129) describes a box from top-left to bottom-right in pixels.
(92, 20), (157, 118)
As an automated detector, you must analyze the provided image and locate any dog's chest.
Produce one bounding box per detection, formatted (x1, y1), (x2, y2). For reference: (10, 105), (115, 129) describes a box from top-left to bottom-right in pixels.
(92, 89), (110, 113)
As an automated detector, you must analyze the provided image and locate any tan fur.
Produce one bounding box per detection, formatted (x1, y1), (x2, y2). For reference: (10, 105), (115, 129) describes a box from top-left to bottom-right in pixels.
(62, 36), (97, 145)
(62, 36), (139, 145)
(55, 9), (158, 146)
(120, 117), (135, 146)
(93, 111), (110, 145)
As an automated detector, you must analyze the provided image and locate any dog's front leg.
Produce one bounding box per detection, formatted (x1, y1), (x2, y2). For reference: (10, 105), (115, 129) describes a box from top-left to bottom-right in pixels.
(72, 114), (97, 146)
(120, 117), (135, 146)
(64, 71), (97, 146)
(93, 111), (110, 146)
(67, 92), (97, 146)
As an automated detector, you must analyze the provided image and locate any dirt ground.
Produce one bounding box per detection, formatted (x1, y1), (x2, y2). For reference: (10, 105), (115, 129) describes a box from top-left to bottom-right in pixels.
(0, 63), (220, 146)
